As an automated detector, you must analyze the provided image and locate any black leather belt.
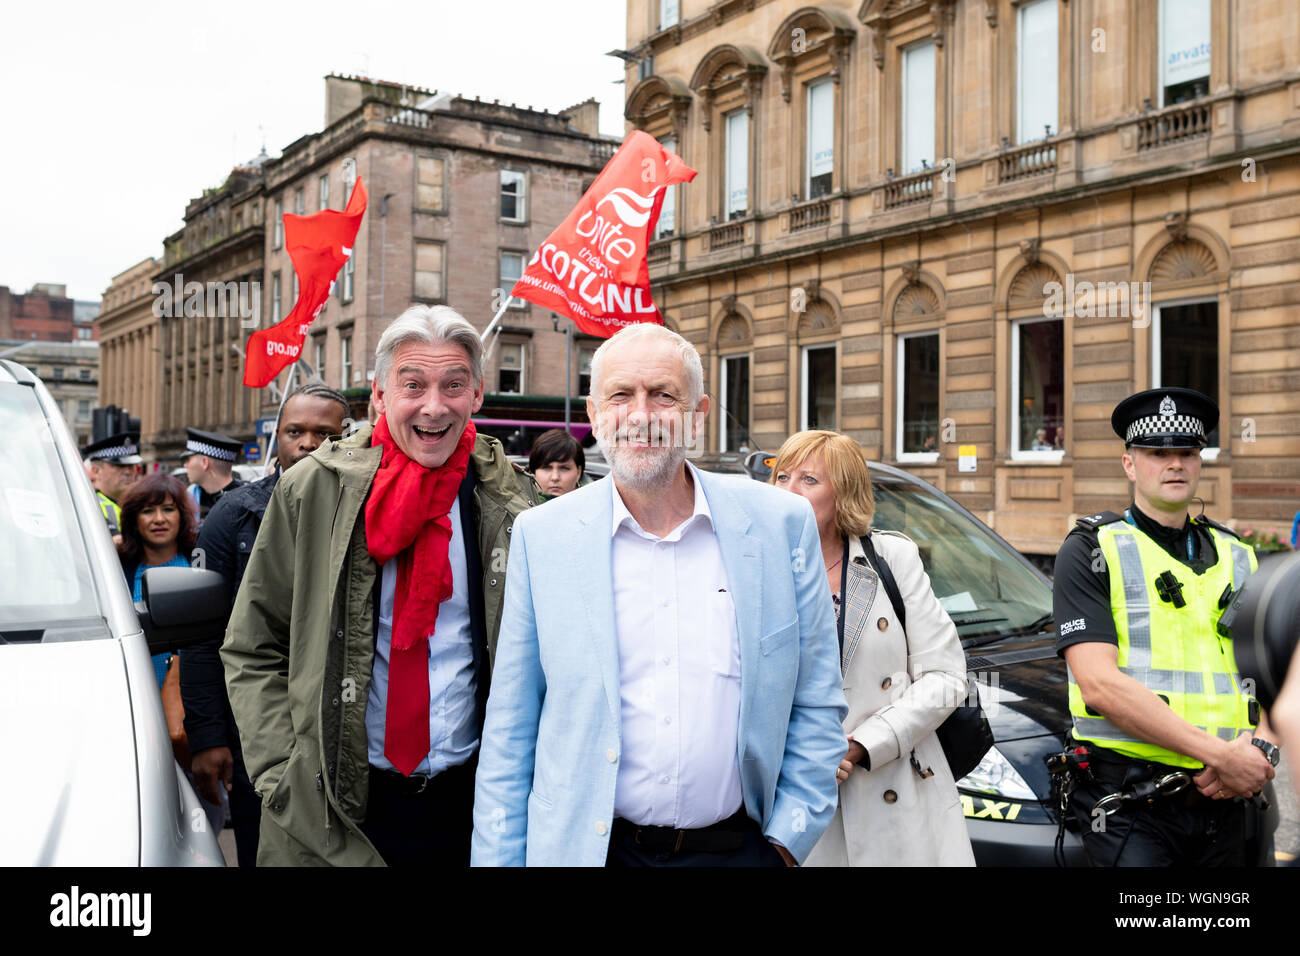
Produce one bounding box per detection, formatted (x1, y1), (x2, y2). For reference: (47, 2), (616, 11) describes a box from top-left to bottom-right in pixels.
(369, 759), (473, 796)
(612, 807), (751, 854)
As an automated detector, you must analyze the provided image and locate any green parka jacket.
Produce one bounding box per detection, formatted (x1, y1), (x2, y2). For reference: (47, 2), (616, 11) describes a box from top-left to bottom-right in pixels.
(221, 423), (538, 866)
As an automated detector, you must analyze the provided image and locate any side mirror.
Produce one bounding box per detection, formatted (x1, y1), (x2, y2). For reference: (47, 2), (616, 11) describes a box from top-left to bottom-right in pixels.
(136, 566), (230, 654)
(744, 450), (775, 482)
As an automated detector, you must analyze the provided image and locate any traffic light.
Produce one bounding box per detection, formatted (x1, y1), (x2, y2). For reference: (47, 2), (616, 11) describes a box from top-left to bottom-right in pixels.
(92, 404), (141, 442)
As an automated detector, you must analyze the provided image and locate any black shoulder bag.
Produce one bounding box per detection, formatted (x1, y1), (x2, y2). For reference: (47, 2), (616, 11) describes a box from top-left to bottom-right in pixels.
(859, 533), (993, 782)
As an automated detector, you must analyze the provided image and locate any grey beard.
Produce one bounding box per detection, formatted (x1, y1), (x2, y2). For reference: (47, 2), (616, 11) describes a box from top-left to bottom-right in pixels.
(594, 430), (687, 491)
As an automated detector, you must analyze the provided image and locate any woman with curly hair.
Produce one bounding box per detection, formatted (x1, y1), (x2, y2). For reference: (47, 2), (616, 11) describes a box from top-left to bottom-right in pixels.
(117, 472), (199, 688)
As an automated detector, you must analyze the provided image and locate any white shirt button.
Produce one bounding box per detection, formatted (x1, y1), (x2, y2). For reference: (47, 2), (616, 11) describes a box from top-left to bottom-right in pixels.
(660, 774), (670, 784)
(662, 656), (671, 666)
(606, 749), (617, 763)
(663, 716), (672, 725)
(595, 821), (608, 835)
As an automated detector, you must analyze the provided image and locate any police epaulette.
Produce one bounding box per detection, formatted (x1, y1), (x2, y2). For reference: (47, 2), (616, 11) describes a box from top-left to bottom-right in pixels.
(1075, 510), (1124, 530)
(1193, 514), (1241, 539)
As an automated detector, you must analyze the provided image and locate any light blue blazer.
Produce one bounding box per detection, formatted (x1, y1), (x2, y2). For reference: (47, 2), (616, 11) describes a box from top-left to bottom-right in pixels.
(470, 467), (848, 866)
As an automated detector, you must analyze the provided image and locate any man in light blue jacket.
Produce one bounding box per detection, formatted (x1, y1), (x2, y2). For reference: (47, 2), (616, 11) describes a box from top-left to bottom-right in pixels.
(472, 324), (847, 867)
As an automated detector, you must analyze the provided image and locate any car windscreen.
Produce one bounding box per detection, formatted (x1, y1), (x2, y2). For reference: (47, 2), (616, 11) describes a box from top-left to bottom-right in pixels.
(870, 478), (1053, 643)
(0, 385), (100, 636)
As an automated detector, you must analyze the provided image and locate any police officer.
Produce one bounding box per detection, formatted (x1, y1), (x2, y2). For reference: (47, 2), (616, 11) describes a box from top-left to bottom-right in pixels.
(181, 428), (244, 521)
(82, 432), (143, 535)
(1053, 387), (1280, 866)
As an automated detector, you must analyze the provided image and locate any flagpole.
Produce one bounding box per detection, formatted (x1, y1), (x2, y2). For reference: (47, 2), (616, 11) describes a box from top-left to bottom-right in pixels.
(480, 296), (513, 344)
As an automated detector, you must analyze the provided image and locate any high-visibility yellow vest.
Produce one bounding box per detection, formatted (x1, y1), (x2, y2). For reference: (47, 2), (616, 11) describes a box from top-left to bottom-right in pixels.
(96, 490), (121, 536)
(1068, 517), (1258, 768)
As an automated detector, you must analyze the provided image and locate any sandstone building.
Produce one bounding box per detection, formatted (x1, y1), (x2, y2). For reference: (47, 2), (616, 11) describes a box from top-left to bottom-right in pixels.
(625, 0), (1300, 555)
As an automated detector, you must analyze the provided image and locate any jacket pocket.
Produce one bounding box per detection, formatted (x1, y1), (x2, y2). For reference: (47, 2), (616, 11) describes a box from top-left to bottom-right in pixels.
(262, 742), (306, 816)
(759, 619), (798, 656)
(707, 588), (741, 677)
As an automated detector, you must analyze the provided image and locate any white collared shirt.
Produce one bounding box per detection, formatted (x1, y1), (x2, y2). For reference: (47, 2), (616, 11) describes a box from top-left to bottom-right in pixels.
(610, 462), (743, 828)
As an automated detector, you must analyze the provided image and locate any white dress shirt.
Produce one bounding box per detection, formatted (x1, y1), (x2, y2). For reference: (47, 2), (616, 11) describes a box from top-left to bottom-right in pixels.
(365, 501), (480, 776)
(610, 462), (743, 828)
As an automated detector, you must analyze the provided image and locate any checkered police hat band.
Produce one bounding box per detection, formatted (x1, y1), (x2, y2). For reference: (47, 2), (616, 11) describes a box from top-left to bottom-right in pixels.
(186, 439), (237, 462)
(92, 444), (138, 459)
(1125, 414), (1205, 443)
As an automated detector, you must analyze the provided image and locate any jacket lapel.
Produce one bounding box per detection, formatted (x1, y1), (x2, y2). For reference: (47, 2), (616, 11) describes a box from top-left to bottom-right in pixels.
(696, 471), (761, 754)
(841, 536), (878, 673)
(574, 479), (621, 722)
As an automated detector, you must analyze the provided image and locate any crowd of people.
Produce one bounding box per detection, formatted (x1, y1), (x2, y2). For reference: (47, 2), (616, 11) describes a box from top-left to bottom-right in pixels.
(81, 305), (1296, 868)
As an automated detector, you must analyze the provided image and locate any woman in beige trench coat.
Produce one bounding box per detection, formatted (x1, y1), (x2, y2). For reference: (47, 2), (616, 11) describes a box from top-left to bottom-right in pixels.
(771, 430), (975, 867)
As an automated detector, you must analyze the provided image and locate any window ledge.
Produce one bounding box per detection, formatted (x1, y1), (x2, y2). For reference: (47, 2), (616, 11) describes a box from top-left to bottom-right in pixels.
(1009, 451), (1066, 464)
(897, 452), (940, 465)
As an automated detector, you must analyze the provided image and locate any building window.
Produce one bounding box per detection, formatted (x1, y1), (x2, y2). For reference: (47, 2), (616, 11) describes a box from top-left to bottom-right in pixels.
(318, 174), (330, 211)
(724, 110), (748, 219)
(1159, 0), (1211, 106)
(801, 345), (837, 431)
(901, 41), (936, 173)
(578, 345), (596, 396)
(414, 241), (445, 302)
(417, 156), (446, 212)
(313, 337), (326, 380)
(1017, 0), (1058, 142)
(806, 79), (834, 198)
(294, 188), (304, 216)
(77, 327), (91, 340)
(499, 251), (525, 308)
(78, 399), (90, 418)
(273, 200), (283, 249)
(342, 160), (356, 205)
(498, 342), (525, 394)
(897, 332), (941, 459)
(271, 272), (281, 323)
(719, 354), (751, 453)
(659, 0), (678, 29)
(500, 169), (527, 222)
(291, 271), (299, 307)
(78, 368), (91, 381)
(52, 367), (64, 380)
(1153, 300), (1219, 450)
(340, 332), (353, 389)
(1012, 318), (1066, 460)
(656, 136), (678, 238)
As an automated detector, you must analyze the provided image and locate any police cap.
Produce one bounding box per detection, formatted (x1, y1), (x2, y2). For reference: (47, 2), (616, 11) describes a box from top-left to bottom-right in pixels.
(82, 431), (143, 465)
(181, 427), (241, 463)
(1111, 387), (1217, 449)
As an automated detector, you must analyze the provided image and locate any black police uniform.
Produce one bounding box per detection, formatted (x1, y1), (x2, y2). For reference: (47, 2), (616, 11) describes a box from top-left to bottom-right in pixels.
(1051, 387), (1269, 866)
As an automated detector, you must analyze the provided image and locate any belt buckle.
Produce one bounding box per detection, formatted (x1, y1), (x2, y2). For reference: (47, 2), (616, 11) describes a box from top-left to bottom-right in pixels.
(413, 773), (431, 794)
(673, 829), (685, 854)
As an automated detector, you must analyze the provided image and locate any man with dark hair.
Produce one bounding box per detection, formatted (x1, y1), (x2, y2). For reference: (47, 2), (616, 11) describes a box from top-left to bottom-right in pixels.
(179, 380), (348, 866)
(528, 428), (585, 498)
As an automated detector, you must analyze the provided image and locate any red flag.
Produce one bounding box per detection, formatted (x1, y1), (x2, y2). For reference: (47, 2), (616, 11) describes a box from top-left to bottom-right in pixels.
(509, 131), (696, 338)
(243, 177), (369, 387)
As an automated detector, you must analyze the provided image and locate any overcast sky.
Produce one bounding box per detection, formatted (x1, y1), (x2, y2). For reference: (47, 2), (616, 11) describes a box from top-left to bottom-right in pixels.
(0, 1), (627, 302)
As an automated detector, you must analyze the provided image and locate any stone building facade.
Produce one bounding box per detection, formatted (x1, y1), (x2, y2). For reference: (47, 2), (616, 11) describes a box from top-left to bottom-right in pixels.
(625, 0), (1300, 555)
(262, 75), (617, 411)
(97, 258), (163, 460)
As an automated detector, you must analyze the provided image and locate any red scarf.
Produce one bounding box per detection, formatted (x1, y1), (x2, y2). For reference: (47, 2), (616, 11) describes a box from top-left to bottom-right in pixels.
(365, 415), (476, 776)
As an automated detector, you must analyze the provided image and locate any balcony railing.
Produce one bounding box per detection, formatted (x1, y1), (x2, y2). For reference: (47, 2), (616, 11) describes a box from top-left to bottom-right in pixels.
(790, 198), (831, 231)
(883, 170), (934, 209)
(998, 140), (1057, 183)
(1137, 102), (1212, 151)
(647, 238), (672, 263)
(709, 221), (745, 250)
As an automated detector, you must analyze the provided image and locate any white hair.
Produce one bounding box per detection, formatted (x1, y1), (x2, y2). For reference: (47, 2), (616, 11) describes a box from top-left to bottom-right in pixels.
(374, 305), (482, 387)
(588, 323), (703, 406)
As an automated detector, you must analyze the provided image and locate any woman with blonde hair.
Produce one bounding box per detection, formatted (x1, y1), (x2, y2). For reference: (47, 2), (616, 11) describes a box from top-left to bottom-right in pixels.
(771, 430), (974, 866)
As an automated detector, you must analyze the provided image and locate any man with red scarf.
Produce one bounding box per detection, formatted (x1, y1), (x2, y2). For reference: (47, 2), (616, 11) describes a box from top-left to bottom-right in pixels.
(222, 306), (539, 866)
